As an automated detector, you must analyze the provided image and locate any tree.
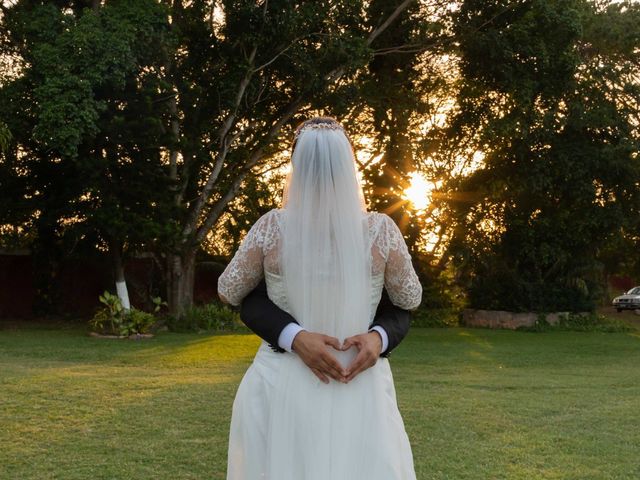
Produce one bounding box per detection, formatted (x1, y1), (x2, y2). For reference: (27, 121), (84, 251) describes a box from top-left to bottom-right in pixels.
(440, 0), (640, 311)
(154, 0), (419, 316)
(0, 0), (179, 312)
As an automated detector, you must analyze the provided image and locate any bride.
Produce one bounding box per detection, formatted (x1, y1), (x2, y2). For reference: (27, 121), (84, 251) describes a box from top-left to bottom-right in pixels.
(218, 116), (422, 479)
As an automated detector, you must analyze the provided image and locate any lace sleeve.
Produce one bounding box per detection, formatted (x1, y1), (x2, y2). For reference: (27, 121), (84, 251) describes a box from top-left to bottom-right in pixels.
(217, 211), (273, 306)
(381, 215), (422, 310)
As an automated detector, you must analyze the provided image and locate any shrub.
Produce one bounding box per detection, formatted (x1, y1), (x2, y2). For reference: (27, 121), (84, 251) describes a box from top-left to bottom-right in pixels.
(518, 312), (633, 333)
(125, 308), (157, 335)
(89, 291), (164, 336)
(165, 302), (244, 333)
(468, 271), (599, 313)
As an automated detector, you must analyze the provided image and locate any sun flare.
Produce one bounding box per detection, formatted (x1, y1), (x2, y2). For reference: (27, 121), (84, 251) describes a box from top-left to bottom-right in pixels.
(404, 172), (431, 211)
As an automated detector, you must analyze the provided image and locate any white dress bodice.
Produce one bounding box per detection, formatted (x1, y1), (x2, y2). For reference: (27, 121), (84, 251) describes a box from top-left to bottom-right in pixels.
(218, 209), (422, 314)
(264, 270), (386, 324)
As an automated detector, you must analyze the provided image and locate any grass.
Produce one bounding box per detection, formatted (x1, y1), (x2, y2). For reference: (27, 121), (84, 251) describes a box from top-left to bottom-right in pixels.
(1, 324), (639, 479)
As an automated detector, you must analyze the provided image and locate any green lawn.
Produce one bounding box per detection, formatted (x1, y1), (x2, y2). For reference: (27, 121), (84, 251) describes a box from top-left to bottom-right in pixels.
(1, 325), (639, 480)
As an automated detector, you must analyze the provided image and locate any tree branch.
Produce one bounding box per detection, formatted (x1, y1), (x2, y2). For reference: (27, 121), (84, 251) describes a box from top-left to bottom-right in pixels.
(182, 45), (258, 240)
(325, 0), (417, 83)
(368, 0), (415, 47)
(194, 95), (304, 244)
(253, 157), (289, 176)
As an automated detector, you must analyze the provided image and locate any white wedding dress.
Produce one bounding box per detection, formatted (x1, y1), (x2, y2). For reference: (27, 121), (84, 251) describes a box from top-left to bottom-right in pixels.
(218, 208), (422, 480)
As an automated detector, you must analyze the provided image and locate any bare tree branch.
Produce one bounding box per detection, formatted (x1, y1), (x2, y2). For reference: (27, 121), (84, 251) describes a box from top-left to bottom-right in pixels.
(253, 157), (289, 176)
(194, 95), (304, 244)
(182, 45), (258, 239)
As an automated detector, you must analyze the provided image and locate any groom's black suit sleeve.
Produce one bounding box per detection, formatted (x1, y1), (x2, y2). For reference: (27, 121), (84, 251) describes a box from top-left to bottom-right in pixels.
(239, 279), (411, 357)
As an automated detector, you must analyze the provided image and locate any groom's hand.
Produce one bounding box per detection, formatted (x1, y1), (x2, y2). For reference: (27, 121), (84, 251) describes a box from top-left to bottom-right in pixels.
(292, 331), (347, 384)
(342, 331), (382, 382)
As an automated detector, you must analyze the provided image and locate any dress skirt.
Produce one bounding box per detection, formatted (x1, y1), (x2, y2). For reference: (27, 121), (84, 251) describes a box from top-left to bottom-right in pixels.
(226, 340), (416, 480)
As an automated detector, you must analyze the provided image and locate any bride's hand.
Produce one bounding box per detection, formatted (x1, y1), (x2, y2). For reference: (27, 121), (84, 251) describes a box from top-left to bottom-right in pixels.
(292, 331), (347, 384)
(341, 331), (382, 382)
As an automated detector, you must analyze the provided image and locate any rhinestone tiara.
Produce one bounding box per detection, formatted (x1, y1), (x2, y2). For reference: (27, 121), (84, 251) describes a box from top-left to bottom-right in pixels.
(293, 122), (346, 142)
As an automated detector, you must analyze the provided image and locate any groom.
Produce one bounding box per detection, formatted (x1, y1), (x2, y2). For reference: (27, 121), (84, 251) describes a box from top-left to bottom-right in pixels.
(240, 280), (411, 384)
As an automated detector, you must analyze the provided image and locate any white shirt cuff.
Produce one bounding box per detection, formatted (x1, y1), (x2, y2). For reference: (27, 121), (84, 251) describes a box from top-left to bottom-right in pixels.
(369, 325), (389, 354)
(278, 323), (306, 353)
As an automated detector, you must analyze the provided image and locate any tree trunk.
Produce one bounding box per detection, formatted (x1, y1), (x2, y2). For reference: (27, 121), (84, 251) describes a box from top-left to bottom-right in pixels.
(166, 249), (196, 318)
(110, 239), (131, 311)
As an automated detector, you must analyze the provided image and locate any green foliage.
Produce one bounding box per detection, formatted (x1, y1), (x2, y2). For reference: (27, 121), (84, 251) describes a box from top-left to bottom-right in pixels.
(29, 0), (169, 158)
(89, 290), (162, 336)
(518, 312), (633, 333)
(124, 308), (157, 336)
(411, 263), (465, 328)
(165, 302), (243, 333)
(465, 261), (602, 312)
(90, 290), (125, 334)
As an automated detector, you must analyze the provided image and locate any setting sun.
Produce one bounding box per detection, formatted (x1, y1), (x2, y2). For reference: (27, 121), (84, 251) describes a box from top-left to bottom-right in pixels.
(404, 172), (431, 211)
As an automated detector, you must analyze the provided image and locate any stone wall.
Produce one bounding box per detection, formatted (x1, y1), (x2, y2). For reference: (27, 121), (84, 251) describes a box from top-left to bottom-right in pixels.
(461, 309), (586, 329)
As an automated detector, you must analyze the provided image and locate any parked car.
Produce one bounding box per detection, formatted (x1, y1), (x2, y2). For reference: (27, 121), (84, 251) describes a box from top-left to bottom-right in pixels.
(612, 286), (640, 312)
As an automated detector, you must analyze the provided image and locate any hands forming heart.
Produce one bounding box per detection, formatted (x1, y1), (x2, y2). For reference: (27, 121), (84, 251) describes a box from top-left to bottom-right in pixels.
(291, 330), (382, 384)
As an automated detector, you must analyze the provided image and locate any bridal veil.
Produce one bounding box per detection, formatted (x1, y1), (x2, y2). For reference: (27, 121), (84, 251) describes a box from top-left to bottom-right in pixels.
(281, 117), (372, 359)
